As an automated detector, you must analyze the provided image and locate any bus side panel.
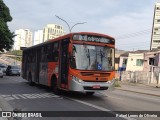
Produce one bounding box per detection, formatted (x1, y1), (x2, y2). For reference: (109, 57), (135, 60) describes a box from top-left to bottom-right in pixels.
(34, 48), (41, 83)
(39, 62), (48, 85)
(47, 62), (59, 87)
(26, 63), (35, 81)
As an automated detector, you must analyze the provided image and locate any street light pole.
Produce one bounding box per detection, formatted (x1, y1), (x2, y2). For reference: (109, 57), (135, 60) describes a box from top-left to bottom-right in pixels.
(70, 22), (87, 32)
(55, 15), (86, 33)
(55, 15), (71, 33)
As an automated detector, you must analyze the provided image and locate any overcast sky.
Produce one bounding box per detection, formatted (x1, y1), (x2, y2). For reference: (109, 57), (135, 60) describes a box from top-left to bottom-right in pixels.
(3, 0), (160, 51)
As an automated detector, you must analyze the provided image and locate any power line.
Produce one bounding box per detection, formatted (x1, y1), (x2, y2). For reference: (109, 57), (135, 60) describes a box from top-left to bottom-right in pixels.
(115, 29), (152, 40)
(117, 41), (150, 46)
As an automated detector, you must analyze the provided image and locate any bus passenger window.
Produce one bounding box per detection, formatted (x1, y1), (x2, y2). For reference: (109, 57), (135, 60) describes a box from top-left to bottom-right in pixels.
(53, 50), (59, 62)
(45, 42), (59, 62)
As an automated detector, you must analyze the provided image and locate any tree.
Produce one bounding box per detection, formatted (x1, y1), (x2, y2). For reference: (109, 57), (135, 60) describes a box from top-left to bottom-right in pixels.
(0, 0), (15, 52)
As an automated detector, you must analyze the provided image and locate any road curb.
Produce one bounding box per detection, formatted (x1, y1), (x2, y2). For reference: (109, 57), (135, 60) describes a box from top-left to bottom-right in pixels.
(116, 88), (160, 97)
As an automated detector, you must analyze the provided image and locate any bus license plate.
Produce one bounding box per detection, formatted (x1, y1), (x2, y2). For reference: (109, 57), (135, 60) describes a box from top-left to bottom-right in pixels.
(93, 85), (100, 89)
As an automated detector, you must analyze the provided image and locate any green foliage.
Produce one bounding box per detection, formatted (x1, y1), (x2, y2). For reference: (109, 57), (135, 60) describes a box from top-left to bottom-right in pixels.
(114, 78), (121, 87)
(0, 0), (14, 52)
(11, 50), (22, 56)
(6, 50), (22, 61)
(6, 50), (22, 56)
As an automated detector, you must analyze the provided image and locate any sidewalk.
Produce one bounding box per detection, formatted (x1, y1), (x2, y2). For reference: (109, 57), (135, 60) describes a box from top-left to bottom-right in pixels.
(0, 96), (13, 120)
(116, 82), (160, 97)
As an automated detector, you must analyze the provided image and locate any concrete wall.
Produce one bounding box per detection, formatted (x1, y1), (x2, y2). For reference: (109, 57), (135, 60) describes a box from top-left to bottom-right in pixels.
(117, 71), (158, 84)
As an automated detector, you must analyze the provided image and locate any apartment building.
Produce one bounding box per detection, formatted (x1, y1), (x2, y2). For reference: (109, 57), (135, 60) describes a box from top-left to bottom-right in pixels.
(14, 29), (33, 50)
(150, 2), (160, 50)
(43, 24), (65, 42)
(34, 30), (43, 45)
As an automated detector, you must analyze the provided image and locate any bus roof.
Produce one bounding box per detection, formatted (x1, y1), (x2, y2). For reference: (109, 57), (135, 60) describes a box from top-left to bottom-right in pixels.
(23, 32), (115, 51)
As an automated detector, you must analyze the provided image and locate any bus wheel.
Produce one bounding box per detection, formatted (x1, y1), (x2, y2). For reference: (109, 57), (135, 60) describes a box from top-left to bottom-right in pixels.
(86, 92), (95, 96)
(28, 74), (34, 86)
(51, 76), (60, 95)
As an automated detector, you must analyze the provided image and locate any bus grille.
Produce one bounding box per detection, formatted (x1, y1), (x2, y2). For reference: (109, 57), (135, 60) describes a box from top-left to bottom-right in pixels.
(81, 72), (110, 77)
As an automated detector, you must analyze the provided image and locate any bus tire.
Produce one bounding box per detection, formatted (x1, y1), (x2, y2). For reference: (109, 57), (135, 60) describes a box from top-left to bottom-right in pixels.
(51, 75), (60, 95)
(86, 92), (95, 96)
(28, 73), (34, 86)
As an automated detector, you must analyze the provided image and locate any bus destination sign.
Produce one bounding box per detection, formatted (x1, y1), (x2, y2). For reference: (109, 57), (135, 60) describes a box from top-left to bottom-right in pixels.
(73, 34), (114, 44)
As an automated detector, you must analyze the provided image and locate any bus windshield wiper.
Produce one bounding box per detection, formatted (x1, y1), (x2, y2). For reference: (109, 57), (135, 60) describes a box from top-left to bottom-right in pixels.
(87, 49), (91, 65)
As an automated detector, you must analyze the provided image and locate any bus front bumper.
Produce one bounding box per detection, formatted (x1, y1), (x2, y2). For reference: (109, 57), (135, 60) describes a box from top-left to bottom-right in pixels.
(68, 77), (115, 92)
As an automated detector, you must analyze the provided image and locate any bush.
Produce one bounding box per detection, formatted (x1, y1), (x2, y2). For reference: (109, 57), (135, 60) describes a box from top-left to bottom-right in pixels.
(114, 78), (121, 87)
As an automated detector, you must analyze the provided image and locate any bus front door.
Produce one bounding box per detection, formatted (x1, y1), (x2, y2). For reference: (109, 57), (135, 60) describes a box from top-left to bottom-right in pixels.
(59, 39), (69, 89)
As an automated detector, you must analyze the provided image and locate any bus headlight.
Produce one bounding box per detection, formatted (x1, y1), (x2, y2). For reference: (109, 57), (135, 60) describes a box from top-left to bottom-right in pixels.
(73, 76), (83, 83)
(106, 79), (115, 84)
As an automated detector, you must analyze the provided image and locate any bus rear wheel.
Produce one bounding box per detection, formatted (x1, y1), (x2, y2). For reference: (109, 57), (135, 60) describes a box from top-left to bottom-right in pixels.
(86, 92), (95, 96)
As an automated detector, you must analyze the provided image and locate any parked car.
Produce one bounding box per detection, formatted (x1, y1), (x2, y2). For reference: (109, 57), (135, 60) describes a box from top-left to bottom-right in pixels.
(0, 64), (7, 73)
(6, 65), (21, 76)
(0, 68), (3, 78)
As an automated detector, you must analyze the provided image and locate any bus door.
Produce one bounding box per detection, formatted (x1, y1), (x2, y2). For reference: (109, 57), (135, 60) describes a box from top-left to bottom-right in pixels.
(35, 48), (41, 83)
(59, 38), (70, 88)
(22, 52), (27, 79)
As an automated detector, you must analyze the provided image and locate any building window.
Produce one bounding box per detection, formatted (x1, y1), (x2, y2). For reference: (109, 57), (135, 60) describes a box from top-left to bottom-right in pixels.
(122, 59), (127, 68)
(157, 7), (160, 10)
(57, 26), (60, 29)
(155, 28), (158, 31)
(136, 59), (143, 66)
(149, 58), (154, 65)
(157, 19), (160, 22)
(153, 40), (160, 43)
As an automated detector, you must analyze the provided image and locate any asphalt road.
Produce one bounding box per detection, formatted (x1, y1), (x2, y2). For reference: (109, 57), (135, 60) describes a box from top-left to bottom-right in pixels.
(0, 76), (160, 120)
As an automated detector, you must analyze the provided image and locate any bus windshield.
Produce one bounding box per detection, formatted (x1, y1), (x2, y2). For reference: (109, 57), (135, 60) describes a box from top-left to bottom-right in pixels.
(70, 44), (114, 71)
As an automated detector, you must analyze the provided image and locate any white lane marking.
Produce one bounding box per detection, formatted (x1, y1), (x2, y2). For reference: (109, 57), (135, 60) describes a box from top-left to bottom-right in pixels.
(63, 96), (136, 120)
(0, 93), (62, 101)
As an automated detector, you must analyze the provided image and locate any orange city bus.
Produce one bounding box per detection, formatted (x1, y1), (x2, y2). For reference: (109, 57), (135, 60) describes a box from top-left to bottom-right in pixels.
(22, 32), (115, 95)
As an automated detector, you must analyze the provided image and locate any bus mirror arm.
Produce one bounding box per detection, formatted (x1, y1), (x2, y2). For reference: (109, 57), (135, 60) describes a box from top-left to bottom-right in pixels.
(68, 53), (75, 59)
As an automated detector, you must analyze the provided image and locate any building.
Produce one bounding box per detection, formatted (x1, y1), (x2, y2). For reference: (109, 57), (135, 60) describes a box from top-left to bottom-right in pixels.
(34, 30), (43, 45)
(126, 52), (144, 71)
(150, 2), (160, 50)
(115, 49), (126, 71)
(118, 52), (129, 71)
(43, 24), (65, 42)
(14, 29), (33, 50)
